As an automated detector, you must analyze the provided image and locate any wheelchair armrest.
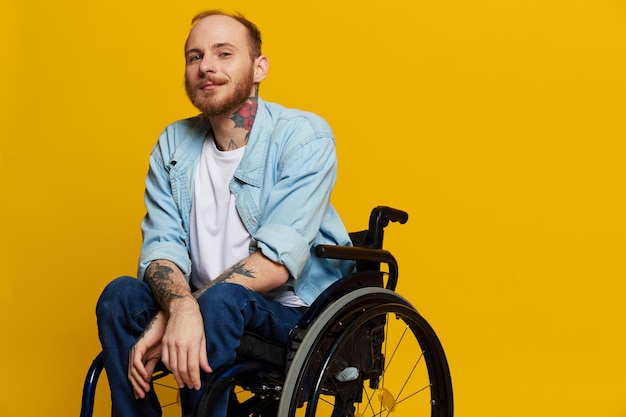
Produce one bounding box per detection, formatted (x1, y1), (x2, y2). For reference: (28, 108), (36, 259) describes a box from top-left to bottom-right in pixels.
(315, 245), (398, 291)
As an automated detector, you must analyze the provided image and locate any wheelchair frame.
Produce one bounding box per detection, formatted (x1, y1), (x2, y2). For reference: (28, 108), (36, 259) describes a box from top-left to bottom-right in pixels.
(81, 206), (453, 417)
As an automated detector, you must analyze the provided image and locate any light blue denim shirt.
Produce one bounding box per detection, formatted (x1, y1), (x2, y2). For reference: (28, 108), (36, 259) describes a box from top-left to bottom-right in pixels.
(138, 98), (355, 305)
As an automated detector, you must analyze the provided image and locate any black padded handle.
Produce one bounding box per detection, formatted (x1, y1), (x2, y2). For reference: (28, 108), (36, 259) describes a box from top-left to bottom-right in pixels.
(367, 206), (409, 249)
(315, 245), (399, 290)
(371, 206), (409, 227)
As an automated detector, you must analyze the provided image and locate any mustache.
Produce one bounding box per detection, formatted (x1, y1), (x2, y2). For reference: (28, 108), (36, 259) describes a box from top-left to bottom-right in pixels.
(196, 75), (227, 86)
(184, 74), (228, 90)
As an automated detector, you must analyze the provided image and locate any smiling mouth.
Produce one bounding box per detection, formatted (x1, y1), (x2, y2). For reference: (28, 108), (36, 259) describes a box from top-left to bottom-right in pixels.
(199, 77), (226, 89)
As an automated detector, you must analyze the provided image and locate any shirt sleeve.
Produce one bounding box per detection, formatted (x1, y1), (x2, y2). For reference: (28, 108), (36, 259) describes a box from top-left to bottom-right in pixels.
(137, 133), (192, 281)
(251, 119), (339, 279)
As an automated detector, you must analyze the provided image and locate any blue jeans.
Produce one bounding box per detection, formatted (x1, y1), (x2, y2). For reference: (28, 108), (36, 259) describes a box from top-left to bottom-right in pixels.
(96, 276), (304, 417)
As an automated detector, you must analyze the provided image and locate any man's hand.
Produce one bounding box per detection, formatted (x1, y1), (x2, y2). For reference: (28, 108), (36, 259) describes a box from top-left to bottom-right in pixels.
(142, 253), (287, 392)
(143, 260), (212, 391)
(128, 311), (166, 399)
(160, 297), (212, 390)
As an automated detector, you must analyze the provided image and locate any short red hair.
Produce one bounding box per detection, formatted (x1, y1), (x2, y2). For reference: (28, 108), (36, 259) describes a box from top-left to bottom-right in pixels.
(191, 10), (262, 60)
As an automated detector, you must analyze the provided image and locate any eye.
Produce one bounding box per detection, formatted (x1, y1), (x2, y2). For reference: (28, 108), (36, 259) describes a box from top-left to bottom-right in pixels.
(219, 52), (232, 58)
(188, 54), (203, 63)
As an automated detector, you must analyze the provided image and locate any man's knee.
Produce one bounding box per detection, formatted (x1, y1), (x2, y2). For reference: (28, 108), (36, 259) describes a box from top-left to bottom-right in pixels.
(201, 282), (250, 298)
(196, 283), (252, 311)
(96, 276), (146, 321)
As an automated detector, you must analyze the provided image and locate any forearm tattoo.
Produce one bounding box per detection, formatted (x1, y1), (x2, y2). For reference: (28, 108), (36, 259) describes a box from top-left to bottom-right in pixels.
(137, 314), (158, 341)
(145, 262), (186, 304)
(194, 261), (255, 298)
(225, 261), (256, 280)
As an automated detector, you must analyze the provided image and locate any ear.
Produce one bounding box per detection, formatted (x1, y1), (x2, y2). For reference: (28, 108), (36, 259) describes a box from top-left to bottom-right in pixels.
(253, 55), (269, 83)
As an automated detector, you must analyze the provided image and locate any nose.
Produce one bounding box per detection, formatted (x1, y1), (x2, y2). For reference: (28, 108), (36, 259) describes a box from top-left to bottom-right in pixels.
(199, 57), (216, 74)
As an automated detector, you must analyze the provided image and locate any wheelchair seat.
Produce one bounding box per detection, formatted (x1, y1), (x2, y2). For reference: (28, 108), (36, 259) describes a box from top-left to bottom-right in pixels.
(80, 206), (454, 417)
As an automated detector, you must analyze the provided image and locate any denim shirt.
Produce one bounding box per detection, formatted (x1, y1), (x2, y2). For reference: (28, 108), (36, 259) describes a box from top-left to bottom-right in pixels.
(138, 98), (355, 305)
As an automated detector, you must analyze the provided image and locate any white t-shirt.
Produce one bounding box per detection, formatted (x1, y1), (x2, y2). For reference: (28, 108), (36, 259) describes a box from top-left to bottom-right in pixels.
(190, 136), (306, 307)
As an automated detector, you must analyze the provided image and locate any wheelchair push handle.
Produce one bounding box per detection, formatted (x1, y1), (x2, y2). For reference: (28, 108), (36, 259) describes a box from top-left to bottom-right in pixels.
(371, 206), (409, 227)
(368, 206), (409, 250)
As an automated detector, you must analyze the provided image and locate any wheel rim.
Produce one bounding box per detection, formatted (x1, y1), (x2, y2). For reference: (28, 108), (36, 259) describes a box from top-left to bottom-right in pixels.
(280, 289), (452, 417)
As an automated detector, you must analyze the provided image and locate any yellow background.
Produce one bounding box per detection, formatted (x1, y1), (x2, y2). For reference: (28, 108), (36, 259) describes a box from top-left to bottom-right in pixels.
(1, 0), (625, 416)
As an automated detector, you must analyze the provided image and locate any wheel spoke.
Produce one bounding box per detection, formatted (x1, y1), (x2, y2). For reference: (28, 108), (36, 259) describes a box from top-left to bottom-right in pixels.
(276, 288), (452, 417)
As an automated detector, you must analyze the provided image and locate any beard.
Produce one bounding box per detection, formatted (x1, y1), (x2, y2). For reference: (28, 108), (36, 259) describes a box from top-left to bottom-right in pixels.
(185, 66), (256, 117)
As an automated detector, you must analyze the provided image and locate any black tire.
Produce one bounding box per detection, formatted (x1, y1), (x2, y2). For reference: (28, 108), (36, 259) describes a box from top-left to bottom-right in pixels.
(277, 287), (453, 417)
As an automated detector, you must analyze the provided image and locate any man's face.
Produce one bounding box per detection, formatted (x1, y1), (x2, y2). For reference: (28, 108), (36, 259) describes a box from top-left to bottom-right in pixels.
(184, 15), (258, 116)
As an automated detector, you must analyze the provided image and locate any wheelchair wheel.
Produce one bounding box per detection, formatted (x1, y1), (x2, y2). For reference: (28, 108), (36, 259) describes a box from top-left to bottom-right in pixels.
(277, 287), (453, 417)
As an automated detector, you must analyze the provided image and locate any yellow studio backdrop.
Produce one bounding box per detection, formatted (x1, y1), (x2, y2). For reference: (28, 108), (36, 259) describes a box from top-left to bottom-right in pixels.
(1, 0), (625, 416)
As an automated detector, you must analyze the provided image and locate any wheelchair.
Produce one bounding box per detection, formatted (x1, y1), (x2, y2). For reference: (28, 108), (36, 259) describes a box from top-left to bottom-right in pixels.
(81, 206), (453, 417)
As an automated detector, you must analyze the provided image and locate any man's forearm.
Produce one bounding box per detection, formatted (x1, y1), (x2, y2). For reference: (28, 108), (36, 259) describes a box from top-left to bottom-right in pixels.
(145, 260), (194, 310)
(194, 251), (289, 299)
(192, 260), (255, 298)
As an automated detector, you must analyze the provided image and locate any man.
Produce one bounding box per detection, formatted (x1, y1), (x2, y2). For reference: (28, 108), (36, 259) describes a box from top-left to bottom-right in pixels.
(96, 10), (354, 417)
